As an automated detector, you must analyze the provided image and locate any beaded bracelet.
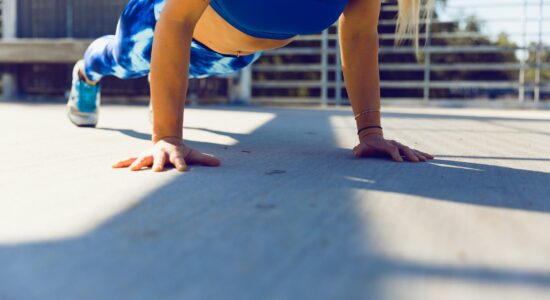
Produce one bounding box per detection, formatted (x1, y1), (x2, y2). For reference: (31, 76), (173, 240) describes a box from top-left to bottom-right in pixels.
(357, 125), (383, 135)
(354, 108), (381, 120)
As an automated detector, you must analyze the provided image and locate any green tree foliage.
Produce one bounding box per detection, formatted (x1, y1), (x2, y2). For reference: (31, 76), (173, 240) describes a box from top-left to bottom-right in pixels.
(253, 0), (547, 101)
(526, 42), (550, 83)
(380, 1), (521, 99)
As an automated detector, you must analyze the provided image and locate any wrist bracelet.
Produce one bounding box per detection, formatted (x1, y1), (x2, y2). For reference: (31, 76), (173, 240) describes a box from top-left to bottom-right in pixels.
(357, 125), (383, 135)
(354, 108), (381, 120)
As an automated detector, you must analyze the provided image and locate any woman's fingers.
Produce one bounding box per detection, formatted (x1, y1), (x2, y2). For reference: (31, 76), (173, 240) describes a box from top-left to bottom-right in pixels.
(186, 149), (221, 167)
(152, 149), (167, 172)
(353, 144), (368, 158)
(416, 149), (434, 159)
(115, 147), (220, 172)
(169, 151), (188, 172)
(112, 157), (137, 168)
(129, 156), (153, 171)
(398, 144), (420, 162)
(355, 140), (403, 162)
(174, 157), (188, 172)
(416, 151), (427, 161)
(355, 137), (432, 163)
(383, 143), (404, 162)
(412, 148), (433, 161)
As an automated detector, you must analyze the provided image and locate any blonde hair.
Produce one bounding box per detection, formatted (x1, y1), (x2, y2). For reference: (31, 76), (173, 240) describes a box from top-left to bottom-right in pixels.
(395, 0), (434, 49)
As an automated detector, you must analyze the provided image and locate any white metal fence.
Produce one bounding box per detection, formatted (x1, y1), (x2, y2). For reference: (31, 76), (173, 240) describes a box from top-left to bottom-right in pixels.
(1, 0), (549, 106)
(250, 0), (550, 106)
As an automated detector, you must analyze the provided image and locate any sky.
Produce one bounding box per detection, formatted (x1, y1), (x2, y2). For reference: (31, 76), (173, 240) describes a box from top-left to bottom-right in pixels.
(436, 0), (549, 46)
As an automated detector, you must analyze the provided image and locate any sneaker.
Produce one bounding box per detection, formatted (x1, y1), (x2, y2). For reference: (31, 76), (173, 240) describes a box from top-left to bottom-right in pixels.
(67, 60), (101, 127)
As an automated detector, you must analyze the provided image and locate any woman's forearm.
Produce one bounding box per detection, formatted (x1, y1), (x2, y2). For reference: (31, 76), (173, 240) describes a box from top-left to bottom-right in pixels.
(338, 22), (382, 131)
(150, 17), (195, 143)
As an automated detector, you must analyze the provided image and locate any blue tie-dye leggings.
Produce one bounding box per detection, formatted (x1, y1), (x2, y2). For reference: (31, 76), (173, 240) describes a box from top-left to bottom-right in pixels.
(83, 0), (263, 82)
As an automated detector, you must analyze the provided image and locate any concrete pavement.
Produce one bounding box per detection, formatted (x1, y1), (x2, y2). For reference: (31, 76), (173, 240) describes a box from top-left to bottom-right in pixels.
(0, 102), (549, 300)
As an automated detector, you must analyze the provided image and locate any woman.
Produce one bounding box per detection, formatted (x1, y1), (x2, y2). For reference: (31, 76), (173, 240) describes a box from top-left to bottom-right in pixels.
(67, 0), (434, 172)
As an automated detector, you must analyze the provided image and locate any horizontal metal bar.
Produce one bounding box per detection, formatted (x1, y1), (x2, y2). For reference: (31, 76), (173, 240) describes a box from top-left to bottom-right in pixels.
(381, 81), (521, 89)
(433, 81), (522, 89)
(264, 46), (546, 56)
(380, 63), (527, 71)
(254, 63), (525, 72)
(379, 18), (550, 25)
(386, 46), (515, 53)
(253, 80), (526, 90)
(253, 80), (325, 88)
(445, 3), (550, 9)
(256, 63), (550, 72)
(251, 97), (550, 107)
(382, 3), (550, 11)
(252, 97), (327, 104)
(380, 5), (434, 12)
(378, 19), (453, 26)
(253, 64), (325, 72)
(296, 30), (550, 42)
(382, 98), (550, 108)
(379, 64), (425, 71)
(379, 32), (550, 40)
(482, 18), (550, 23)
(263, 48), (338, 55)
(379, 81), (426, 88)
(379, 46), (546, 53)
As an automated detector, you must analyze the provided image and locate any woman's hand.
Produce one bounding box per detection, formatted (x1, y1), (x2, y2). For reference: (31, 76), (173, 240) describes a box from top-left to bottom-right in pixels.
(112, 136), (221, 172)
(353, 133), (434, 163)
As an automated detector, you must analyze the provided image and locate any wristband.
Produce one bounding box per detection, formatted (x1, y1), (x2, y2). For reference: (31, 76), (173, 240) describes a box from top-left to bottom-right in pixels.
(357, 125), (383, 135)
(354, 108), (381, 120)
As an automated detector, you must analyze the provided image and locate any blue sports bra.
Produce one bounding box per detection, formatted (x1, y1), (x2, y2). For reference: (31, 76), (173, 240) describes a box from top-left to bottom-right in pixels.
(210, 0), (349, 40)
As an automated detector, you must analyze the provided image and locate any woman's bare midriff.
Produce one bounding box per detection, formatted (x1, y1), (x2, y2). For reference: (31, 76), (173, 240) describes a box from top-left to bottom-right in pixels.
(193, 5), (295, 56)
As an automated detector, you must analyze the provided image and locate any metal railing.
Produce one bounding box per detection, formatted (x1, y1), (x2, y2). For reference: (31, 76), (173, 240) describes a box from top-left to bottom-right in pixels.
(251, 0), (550, 106)
(1, 0), (549, 106)
(1, 0), (232, 101)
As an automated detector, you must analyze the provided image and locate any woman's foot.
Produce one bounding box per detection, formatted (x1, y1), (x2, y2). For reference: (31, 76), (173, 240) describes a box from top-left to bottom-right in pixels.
(66, 60), (101, 127)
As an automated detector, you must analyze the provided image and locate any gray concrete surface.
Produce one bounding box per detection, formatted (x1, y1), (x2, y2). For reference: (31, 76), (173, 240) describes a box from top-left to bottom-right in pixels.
(0, 102), (549, 300)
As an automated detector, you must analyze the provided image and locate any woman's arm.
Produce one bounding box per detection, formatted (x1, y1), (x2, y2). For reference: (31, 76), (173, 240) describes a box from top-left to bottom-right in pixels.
(338, 0), (382, 134)
(113, 0), (221, 171)
(150, 0), (210, 142)
(338, 0), (433, 162)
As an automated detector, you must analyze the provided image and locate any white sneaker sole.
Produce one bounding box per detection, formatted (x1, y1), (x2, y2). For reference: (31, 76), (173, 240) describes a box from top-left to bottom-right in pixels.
(67, 104), (98, 127)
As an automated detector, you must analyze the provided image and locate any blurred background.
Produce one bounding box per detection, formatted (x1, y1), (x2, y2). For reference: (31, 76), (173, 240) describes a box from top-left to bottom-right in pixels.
(0, 0), (548, 107)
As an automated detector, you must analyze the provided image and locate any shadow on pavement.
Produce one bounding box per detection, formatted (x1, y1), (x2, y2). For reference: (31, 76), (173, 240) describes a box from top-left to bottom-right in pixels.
(1, 108), (549, 300)
(96, 127), (152, 141)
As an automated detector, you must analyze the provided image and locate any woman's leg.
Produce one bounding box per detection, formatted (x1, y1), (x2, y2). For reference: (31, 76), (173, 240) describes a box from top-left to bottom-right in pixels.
(83, 0), (160, 82)
(82, 0), (264, 82)
(67, 0), (164, 127)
